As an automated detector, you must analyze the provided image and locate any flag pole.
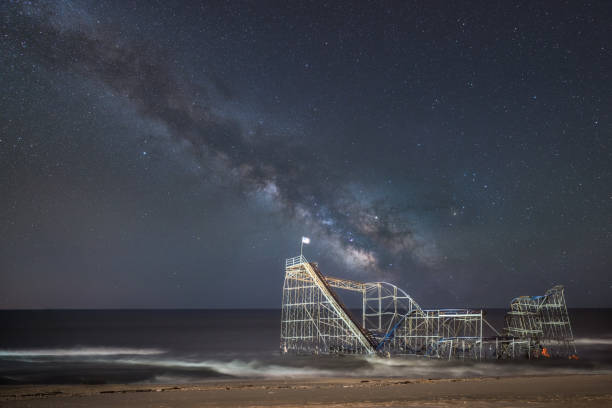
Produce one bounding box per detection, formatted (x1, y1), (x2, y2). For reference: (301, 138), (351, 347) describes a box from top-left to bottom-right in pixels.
(300, 239), (303, 258)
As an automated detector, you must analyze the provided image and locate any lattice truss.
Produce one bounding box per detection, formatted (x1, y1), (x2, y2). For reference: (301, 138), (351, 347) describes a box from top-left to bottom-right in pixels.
(503, 285), (576, 358)
(280, 256), (373, 354)
(281, 256), (486, 359)
(280, 256), (576, 360)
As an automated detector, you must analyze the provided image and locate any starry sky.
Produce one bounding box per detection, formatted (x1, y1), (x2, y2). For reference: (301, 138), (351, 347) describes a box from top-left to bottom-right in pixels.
(1, 0), (611, 309)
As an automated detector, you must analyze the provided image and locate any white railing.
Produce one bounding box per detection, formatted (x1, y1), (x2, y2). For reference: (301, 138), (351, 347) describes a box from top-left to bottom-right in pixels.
(285, 255), (307, 268)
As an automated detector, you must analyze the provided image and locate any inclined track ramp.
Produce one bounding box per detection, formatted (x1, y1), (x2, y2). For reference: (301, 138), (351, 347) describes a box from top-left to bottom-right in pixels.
(308, 262), (379, 351)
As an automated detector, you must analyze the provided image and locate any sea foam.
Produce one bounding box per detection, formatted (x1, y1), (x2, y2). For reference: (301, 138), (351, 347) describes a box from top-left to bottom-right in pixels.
(0, 347), (165, 357)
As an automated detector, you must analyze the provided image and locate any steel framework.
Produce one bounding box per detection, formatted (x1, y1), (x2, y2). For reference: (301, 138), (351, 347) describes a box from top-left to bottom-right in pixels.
(280, 255), (576, 360)
(502, 285), (576, 358)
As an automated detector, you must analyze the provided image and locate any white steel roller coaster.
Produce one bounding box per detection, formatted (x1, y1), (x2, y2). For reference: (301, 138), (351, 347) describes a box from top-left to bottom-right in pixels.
(280, 254), (577, 360)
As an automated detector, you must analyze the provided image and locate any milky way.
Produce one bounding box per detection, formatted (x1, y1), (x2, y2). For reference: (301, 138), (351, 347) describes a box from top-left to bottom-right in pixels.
(1, 1), (610, 308)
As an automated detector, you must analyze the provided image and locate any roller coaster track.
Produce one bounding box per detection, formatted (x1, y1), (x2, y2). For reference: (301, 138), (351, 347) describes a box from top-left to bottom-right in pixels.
(282, 254), (575, 360)
(307, 262), (379, 351)
(287, 256), (378, 353)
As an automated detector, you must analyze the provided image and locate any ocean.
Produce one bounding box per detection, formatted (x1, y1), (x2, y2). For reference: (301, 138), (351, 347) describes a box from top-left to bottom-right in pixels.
(1, 309), (611, 384)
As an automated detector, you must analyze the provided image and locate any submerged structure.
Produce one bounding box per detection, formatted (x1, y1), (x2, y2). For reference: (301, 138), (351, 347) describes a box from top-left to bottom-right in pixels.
(280, 255), (576, 360)
(502, 286), (577, 358)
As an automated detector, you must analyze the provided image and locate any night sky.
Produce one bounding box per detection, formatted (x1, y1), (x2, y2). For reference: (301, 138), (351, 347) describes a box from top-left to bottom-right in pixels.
(1, 1), (611, 309)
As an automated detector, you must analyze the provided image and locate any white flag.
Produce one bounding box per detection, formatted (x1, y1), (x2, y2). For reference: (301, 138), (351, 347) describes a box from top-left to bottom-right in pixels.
(302, 236), (310, 244)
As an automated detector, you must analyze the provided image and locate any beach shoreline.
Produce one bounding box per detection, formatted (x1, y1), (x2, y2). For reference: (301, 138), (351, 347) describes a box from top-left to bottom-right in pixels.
(1, 373), (611, 407)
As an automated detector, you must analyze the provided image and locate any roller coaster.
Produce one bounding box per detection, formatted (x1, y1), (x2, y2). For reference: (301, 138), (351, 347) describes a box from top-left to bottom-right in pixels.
(280, 255), (577, 360)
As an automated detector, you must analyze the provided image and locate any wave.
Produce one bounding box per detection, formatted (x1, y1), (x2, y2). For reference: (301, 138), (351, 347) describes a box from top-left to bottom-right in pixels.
(0, 347), (165, 357)
(358, 356), (611, 377)
(3, 341), (611, 381)
(114, 358), (337, 378)
(106, 355), (612, 379)
(574, 338), (612, 346)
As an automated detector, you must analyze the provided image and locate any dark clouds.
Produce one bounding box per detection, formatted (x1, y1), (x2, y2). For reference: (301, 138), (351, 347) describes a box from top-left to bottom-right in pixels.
(1, 0), (611, 308)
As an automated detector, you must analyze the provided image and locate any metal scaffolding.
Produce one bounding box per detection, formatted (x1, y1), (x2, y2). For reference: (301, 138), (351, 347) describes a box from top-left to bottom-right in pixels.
(280, 255), (375, 354)
(502, 285), (576, 358)
(280, 255), (577, 360)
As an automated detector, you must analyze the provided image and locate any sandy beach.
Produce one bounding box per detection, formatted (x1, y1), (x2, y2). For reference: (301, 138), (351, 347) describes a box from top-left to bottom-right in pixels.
(1, 374), (611, 407)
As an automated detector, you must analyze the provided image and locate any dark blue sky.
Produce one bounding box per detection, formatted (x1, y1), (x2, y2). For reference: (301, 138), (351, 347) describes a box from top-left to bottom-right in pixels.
(1, 0), (610, 308)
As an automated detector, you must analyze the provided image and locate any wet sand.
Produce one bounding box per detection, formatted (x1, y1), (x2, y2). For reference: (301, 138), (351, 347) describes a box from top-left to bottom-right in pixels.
(1, 374), (611, 407)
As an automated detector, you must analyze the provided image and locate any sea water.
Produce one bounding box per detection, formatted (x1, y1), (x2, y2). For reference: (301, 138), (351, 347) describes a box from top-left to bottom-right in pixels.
(0, 309), (610, 384)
